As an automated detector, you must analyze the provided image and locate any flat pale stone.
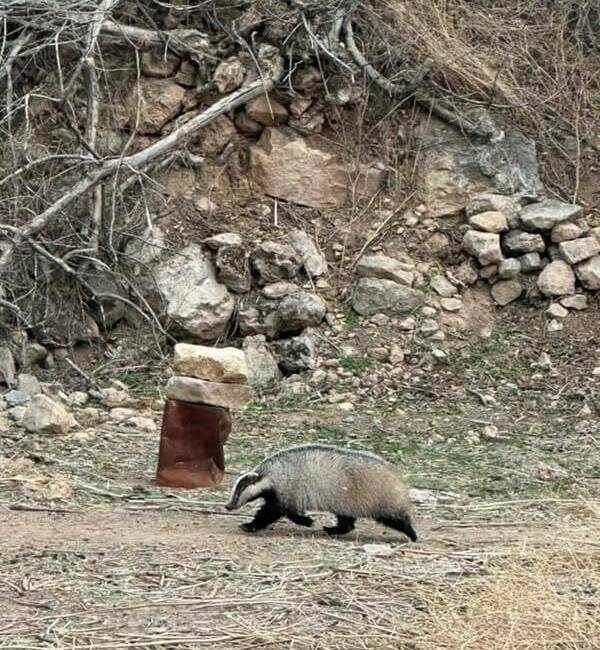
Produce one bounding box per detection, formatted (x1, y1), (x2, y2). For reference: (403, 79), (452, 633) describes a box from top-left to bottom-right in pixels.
(173, 343), (248, 384)
(468, 210), (508, 233)
(520, 200), (582, 230)
(166, 376), (253, 409)
(491, 280), (522, 306)
(537, 261), (575, 296)
(558, 237), (600, 265)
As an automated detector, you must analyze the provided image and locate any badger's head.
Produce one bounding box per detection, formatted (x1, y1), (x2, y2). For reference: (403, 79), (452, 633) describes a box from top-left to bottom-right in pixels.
(225, 471), (272, 511)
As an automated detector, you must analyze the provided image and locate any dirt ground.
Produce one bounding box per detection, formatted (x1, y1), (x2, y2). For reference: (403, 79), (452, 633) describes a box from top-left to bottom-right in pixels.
(1, 307), (600, 649)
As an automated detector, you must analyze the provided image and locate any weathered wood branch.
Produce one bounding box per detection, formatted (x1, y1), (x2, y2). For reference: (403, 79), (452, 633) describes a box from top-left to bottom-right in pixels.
(0, 59), (281, 277)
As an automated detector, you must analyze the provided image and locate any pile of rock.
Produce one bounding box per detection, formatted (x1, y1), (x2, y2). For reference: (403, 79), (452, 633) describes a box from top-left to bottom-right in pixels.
(461, 194), (597, 324)
(166, 343), (252, 409)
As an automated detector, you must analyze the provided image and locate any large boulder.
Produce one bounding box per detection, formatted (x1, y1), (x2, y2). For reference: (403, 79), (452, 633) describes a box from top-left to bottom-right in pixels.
(352, 278), (423, 316)
(154, 244), (234, 340)
(249, 127), (384, 208)
(22, 395), (77, 434)
(416, 117), (543, 217)
(173, 343), (248, 384)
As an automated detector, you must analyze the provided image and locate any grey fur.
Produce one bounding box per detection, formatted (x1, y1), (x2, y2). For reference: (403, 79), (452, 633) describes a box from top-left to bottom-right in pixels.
(226, 443), (417, 539)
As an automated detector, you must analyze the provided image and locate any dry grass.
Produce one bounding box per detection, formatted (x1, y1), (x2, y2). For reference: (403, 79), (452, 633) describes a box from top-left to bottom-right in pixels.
(360, 0), (600, 206)
(412, 540), (600, 649)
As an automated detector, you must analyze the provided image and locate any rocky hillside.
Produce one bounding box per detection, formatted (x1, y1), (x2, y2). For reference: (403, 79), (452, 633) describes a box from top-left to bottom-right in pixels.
(0, 0), (599, 404)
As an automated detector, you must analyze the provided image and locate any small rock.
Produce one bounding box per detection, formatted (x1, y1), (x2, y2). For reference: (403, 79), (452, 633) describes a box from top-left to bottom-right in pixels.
(252, 241), (302, 283)
(575, 255), (600, 290)
(293, 66), (322, 97)
(288, 229), (328, 277)
(426, 232), (450, 259)
(558, 237), (600, 265)
(22, 394), (77, 434)
(173, 343), (248, 384)
(551, 222), (583, 243)
(371, 313), (390, 326)
(498, 258), (521, 279)
(262, 281), (301, 299)
(420, 319), (439, 336)
(23, 343), (49, 368)
(468, 210), (508, 233)
(216, 244), (251, 294)
(548, 244), (562, 261)
(454, 260), (479, 286)
(243, 335), (281, 388)
(235, 112), (263, 135)
(520, 199), (582, 230)
(165, 376), (252, 409)
(203, 232), (243, 249)
(398, 317), (416, 331)
(4, 390), (31, 407)
(503, 230), (545, 255)
(560, 294), (587, 310)
(362, 543), (394, 557)
(109, 407), (139, 422)
(466, 193), (520, 227)
(519, 252), (543, 273)
(175, 60), (197, 87)
(431, 348), (447, 361)
(534, 352), (553, 370)
(214, 56), (245, 93)
(537, 261), (576, 296)
(8, 406), (26, 422)
(68, 391), (88, 407)
(273, 292), (327, 335)
(126, 79), (185, 135)
(238, 307), (264, 336)
(356, 254), (414, 287)
(246, 94), (288, 126)
(0, 346), (16, 386)
(389, 345), (405, 365)
(462, 230), (503, 264)
(274, 332), (317, 373)
(421, 306), (437, 318)
(338, 402), (354, 412)
(289, 97), (312, 117)
(369, 347), (389, 362)
(16, 373), (41, 398)
(352, 278), (423, 316)
(430, 275), (456, 297)
(129, 416), (157, 433)
(547, 319), (563, 333)
(545, 303), (568, 319)
(491, 280), (522, 306)
(479, 265), (498, 280)
(440, 298), (462, 312)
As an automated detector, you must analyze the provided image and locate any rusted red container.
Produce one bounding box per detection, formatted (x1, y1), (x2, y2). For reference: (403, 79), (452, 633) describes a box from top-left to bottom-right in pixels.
(156, 399), (231, 488)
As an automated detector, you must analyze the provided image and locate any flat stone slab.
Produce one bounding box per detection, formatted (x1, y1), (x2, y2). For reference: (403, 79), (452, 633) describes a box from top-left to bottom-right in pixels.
(520, 199), (582, 230)
(173, 343), (248, 384)
(166, 376), (253, 409)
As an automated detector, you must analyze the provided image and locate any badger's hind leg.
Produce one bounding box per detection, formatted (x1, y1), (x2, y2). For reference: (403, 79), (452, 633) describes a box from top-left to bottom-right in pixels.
(376, 515), (418, 542)
(240, 498), (283, 533)
(324, 515), (356, 536)
(286, 511), (314, 527)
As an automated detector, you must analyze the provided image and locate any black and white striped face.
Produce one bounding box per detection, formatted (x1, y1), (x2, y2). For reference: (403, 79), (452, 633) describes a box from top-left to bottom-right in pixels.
(225, 472), (271, 510)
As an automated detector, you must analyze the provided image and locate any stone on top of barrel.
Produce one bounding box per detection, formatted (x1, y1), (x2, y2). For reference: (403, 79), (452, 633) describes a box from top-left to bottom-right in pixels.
(173, 343), (249, 384)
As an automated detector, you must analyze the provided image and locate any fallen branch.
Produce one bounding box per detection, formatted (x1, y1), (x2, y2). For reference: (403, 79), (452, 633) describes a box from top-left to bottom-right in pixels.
(0, 52), (282, 277)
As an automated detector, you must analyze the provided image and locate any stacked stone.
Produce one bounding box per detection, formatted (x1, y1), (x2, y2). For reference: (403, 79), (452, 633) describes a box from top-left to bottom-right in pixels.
(156, 344), (252, 489)
(461, 194), (597, 327)
(166, 343), (252, 409)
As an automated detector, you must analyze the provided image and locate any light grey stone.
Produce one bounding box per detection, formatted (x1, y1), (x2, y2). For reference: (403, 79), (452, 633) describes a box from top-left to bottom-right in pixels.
(498, 258), (521, 279)
(551, 222), (583, 243)
(243, 336), (281, 388)
(173, 343), (248, 384)
(537, 261), (576, 296)
(22, 395), (77, 434)
(356, 254), (414, 287)
(546, 304), (568, 319)
(520, 199), (582, 230)
(560, 294), (587, 310)
(575, 255), (600, 290)
(519, 252), (543, 273)
(352, 278), (423, 316)
(16, 373), (42, 397)
(462, 230), (502, 264)
(468, 210), (508, 233)
(491, 280), (522, 306)
(288, 229), (328, 277)
(430, 275), (457, 297)
(558, 237), (600, 265)
(165, 376), (253, 409)
(503, 230), (545, 255)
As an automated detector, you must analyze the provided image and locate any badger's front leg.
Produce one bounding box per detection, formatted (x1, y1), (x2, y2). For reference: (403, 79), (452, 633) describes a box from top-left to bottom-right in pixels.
(324, 515), (356, 536)
(286, 511), (314, 527)
(240, 498), (283, 533)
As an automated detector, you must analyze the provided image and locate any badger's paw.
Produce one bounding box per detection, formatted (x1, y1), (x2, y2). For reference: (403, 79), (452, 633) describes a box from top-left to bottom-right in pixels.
(239, 522), (258, 533)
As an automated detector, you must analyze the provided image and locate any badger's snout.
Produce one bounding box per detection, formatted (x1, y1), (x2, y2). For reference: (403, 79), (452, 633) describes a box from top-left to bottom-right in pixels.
(225, 501), (236, 511)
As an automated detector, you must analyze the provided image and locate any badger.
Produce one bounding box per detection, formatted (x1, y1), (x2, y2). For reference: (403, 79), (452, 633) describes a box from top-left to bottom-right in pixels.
(225, 443), (417, 541)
